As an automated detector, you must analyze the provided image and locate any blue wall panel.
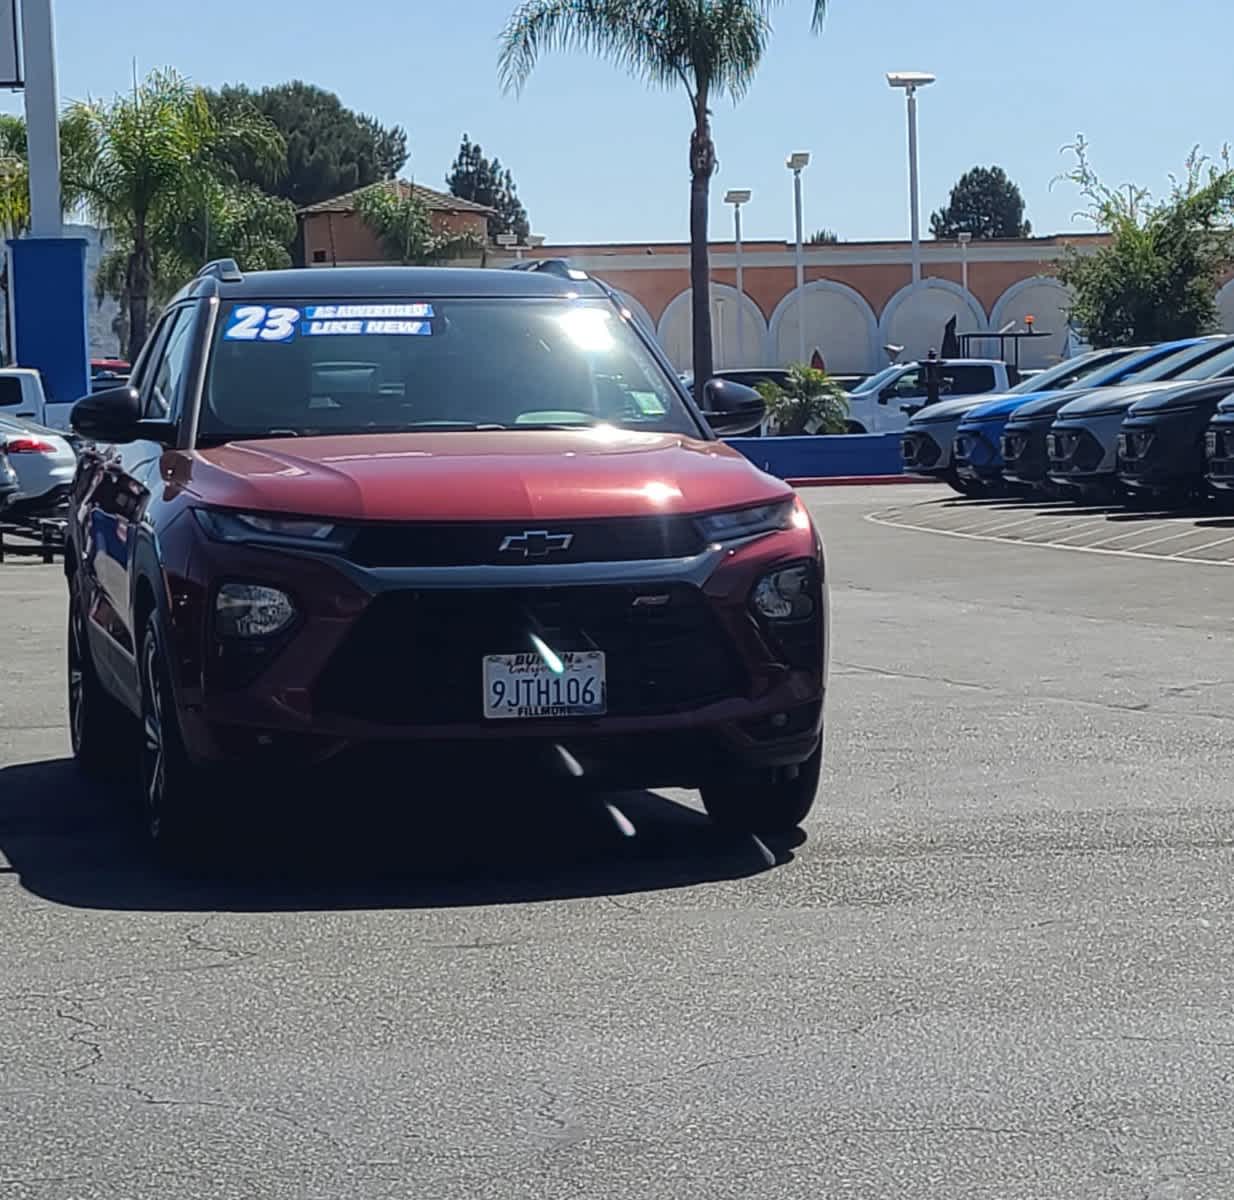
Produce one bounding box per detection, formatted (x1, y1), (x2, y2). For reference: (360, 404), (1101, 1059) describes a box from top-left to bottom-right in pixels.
(725, 433), (906, 479)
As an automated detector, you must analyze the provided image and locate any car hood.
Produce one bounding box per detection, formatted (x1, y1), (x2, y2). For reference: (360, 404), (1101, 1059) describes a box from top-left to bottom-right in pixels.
(1055, 381), (1178, 419)
(178, 428), (790, 522)
(960, 389), (1055, 422)
(1128, 385), (1234, 417)
(908, 395), (991, 426)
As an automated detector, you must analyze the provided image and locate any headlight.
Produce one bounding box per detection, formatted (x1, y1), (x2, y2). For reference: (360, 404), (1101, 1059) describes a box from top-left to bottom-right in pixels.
(194, 508), (340, 545)
(697, 498), (797, 542)
(215, 583), (296, 638)
(752, 563), (817, 621)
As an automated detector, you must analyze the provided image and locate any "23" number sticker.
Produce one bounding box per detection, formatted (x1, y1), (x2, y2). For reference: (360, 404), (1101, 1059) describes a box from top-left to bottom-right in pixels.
(224, 305), (301, 343)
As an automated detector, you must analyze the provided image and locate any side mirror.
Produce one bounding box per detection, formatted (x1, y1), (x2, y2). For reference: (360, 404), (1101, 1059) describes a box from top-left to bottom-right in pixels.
(878, 386), (896, 405)
(701, 378), (766, 436)
(70, 387), (176, 445)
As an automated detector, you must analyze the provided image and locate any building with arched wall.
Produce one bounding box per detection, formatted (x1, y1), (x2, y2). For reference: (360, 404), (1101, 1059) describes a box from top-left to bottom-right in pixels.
(506, 236), (1234, 373)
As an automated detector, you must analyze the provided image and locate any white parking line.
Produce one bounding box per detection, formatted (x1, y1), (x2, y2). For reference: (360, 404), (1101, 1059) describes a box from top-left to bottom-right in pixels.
(1112, 526), (1205, 552)
(1169, 531), (1234, 558)
(964, 511), (1062, 537)
(866, 508), (1234, 568)
(1040, 518), (1123, 545)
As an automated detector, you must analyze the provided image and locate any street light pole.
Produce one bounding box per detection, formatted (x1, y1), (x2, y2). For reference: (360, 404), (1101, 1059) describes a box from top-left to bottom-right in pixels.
(958, 231), (971, 292)
(886, 72), (935, 287)
(724, 189), (751, 368)
(20, 0), (63, 237)
(787, 153), (810, 364)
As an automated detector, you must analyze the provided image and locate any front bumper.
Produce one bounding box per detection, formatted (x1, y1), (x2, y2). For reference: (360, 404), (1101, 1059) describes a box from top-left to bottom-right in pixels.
(167, 520), (829, 786)
(1000, 420), (1051, 484)
(1046, 415), (1123, 485)
(953, 421), (1006, 481)
(901, 419), (963, 475)
(1117, 411), (1210, 491)
(1207, 420), (1234, 490)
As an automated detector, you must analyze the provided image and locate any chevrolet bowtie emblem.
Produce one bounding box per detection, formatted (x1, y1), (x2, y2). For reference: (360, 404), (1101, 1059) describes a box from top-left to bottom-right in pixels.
(498, 530), (575, 558)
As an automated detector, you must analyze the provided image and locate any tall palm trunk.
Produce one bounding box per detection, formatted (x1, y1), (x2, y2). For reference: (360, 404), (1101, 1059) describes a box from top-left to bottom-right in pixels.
(128, 216), (152, 358)
(689, 97), (716, 387)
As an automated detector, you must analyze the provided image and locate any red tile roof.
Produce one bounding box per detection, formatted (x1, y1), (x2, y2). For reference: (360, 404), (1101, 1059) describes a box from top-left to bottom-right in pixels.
(298, 179), (496, 217)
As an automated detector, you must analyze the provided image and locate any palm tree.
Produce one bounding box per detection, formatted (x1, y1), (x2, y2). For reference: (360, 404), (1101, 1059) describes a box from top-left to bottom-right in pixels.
(62, 69), (285, 356)
(500, 0), (827, 387)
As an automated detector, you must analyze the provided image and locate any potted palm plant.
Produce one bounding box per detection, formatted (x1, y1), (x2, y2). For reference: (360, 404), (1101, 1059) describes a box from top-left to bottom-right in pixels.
(755, 364), (850, 436)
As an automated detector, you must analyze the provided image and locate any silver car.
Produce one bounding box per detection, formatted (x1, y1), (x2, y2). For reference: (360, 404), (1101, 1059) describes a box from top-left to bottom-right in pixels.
(0, 414), (77, 517)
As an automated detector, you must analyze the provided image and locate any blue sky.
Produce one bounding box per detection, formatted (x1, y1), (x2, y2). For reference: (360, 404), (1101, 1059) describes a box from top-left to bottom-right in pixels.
(7, 0), (1230, 246)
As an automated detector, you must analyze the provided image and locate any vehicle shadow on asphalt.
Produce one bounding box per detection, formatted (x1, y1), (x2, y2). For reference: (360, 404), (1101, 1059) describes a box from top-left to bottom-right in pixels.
(0, 757), (802, 912)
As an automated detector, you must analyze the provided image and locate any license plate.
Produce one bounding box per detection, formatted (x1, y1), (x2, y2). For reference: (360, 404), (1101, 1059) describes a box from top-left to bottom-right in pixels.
(483, 651), (606, 720)
(1046, 433), (1058, 456)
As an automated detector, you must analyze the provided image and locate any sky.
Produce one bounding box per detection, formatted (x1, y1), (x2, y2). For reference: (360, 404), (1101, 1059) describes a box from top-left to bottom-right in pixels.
(4, 0), (1230, 247)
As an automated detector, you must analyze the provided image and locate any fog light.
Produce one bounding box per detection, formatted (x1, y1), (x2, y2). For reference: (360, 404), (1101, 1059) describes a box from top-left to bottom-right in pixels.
(752, 564), (816, 621)
(215, 584), (296, 638)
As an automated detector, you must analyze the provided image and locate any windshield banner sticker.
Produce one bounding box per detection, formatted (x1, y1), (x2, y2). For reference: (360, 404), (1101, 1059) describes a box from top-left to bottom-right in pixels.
(224, 303), (435, 342)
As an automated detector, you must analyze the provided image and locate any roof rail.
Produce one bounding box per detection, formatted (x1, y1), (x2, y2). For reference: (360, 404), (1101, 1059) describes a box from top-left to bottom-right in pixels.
(508, 258), (590, 282)
(197, 258), (243, 283)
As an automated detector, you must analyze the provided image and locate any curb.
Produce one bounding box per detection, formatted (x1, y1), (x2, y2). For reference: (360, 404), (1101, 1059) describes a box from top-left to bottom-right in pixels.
(787, 474), (937, 487)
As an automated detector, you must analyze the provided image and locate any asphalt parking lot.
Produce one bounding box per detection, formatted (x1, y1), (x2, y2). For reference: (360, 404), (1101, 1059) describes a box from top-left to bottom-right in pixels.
(873, 489), (1234, 565)
(3, 483), (1234, 1200)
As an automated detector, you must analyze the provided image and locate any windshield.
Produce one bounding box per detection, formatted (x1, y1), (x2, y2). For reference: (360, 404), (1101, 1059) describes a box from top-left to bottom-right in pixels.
(1006, 347), (1130, 394)
(1178, 342), (1234, 380)
(202, 298), (702, 440)
(849, 364), (903, 395)
(1119, 340), (1230, 383)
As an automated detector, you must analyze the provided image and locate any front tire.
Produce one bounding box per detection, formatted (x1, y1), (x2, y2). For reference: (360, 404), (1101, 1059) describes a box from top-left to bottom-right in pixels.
(138, 615), (206, 862)
(701, 744), (823, 835)
(68, 591), (133, 780)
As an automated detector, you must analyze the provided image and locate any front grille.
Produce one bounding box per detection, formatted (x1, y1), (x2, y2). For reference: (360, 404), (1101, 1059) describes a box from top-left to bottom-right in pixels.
(1209, 428), (1234, 478)
(313, 584), (748, 725)
(901, 432), (940, 468)
(1118, 430), (1153, 461)
(345, 516), (704, 568)
(1049, 429), (1103, 473)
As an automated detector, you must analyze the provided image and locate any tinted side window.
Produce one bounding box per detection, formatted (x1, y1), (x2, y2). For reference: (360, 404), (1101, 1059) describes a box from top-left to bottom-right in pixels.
(147, 310), (195, 418)
(946, 366), (996, 395)
(0, 377), (22, 408)
(891, 369), (923, 395)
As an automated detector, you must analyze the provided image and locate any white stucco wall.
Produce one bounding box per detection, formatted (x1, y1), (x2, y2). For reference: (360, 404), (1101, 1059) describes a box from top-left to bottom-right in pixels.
(1217, 280), (1234, 335)
(989, 276), (1076, 368)
(879, 280), (986, 362)
(768, 281), (880, 372)
(656, 284), (767, 371)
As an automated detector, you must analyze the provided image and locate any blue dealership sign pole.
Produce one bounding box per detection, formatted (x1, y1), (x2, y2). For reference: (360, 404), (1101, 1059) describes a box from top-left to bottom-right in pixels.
(6, 0), (90, 407)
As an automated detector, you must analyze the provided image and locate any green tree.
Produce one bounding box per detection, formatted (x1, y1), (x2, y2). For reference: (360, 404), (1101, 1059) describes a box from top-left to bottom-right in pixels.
(930, 166), (1031, 239)
(808, 227), (838, 244)
(1055, 137), (1234, 346)
(355, 182), (480, 265)
(446, 133), (531, 241)
(499, 0), (828, 387)
(64, 69), (286, 357)
(207, 81), (408, 209)
(755, 364), (849, 435)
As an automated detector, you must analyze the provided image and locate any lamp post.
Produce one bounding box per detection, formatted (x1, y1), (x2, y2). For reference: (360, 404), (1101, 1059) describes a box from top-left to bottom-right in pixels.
(886, 71), (935, 285)
(724, 188), (751, 369)
(786, 152), (810, 363)
(958, 230), (971, 292)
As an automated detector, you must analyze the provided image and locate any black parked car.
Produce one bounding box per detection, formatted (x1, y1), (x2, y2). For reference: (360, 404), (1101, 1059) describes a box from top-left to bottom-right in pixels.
(1206, 393), (1234, 491)
(1117, 378), (1234, 500)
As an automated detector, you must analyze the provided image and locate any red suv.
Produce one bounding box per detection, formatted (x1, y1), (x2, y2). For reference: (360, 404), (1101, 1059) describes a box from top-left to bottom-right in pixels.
(66, 261), (828, 857)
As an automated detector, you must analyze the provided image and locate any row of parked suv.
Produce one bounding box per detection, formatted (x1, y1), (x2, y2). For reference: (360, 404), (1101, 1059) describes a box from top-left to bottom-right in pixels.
(900, 335), (1234, 503)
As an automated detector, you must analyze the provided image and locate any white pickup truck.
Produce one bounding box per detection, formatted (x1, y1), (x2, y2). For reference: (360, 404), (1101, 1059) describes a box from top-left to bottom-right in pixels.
(0, 368), (79, 432)
(845, 358), (1018, 435)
